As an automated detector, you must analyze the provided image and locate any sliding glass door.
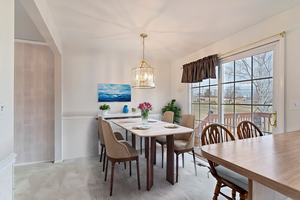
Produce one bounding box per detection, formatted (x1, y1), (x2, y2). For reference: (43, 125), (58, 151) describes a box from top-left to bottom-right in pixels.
(191, 41), (284, 153)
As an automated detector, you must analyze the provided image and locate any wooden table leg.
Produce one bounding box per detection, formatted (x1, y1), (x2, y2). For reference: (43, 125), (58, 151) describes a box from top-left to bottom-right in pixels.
(150, 137), (155, 187)
(132, 134), (136, 149)
(248, 180), (287, 200)
(126, 130), (128, 141)
(145, 137), (150, 190)
(166, 135), (174, 185)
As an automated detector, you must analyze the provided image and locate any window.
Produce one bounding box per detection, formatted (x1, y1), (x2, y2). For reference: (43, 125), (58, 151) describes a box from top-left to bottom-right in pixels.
(191, 44), (276, 150)
(221, 51), (273, 136)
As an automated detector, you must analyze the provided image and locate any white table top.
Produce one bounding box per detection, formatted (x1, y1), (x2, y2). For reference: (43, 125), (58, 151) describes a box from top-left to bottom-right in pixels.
(111, 118), (194, 137)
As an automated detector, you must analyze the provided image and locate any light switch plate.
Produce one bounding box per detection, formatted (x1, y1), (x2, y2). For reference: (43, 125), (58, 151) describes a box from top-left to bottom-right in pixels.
(290, 99), (300, 110)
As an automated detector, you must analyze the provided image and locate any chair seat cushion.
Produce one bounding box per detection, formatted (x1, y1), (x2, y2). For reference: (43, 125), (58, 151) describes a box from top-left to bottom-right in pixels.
(114, 132), (124, 141)
(215, 166), (248, 191)
(121, 142), (138, 157)
(174, 139), (188, 150)
(156, 135), (166, 143)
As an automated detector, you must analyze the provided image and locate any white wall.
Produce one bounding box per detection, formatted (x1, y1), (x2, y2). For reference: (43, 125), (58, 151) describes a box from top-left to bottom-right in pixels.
(0, 0), (15, 162)
(15, 0), (45, 42)
(171, 5), (300, 132)
(0, 0), (15, 199)
(62, 44), (172, 116)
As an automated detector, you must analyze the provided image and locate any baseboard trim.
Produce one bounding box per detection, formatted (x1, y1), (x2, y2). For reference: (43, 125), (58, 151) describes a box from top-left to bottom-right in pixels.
(0, 153), (17, 174)
(14, 159), (54, 166)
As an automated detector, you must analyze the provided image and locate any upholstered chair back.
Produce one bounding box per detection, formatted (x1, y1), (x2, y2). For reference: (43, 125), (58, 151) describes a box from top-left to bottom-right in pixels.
(98, 117), (105, 145)
(175, 114), (195, 149)
(162, 111), (174, 123)
(101, 120), (131, 159)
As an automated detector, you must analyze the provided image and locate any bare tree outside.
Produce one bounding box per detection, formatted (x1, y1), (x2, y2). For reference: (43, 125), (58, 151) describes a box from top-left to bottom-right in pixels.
(224, 51), (273, 111)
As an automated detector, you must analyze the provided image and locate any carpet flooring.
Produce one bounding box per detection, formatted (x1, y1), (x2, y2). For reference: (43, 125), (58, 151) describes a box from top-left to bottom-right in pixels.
(15, 150), (235, 200)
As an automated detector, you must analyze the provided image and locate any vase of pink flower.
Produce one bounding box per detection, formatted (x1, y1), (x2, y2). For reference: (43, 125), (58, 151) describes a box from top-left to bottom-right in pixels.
(138, 102), (153, 124)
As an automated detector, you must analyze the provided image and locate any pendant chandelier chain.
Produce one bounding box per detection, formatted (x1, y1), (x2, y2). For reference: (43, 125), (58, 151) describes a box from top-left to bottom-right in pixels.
(143, 36), (145, 62)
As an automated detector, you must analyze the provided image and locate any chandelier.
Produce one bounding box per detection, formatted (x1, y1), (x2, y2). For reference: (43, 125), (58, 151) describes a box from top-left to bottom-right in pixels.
(132, 33), (155, 89)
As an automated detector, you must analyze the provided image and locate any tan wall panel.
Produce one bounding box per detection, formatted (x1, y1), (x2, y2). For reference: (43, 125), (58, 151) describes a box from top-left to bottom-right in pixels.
(14, 42), (55, 164)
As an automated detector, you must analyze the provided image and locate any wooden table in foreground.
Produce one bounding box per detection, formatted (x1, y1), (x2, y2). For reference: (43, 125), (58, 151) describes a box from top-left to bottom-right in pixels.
(111, 118), (194, 191)
(201, 130), (300, 200)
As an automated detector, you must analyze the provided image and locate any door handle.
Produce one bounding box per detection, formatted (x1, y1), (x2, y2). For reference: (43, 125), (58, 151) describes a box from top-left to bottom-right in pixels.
(268, 111), (277, 128)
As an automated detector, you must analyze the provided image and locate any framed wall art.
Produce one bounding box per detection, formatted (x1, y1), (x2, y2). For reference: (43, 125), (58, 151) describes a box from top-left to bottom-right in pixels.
(97, 84), (131, 102)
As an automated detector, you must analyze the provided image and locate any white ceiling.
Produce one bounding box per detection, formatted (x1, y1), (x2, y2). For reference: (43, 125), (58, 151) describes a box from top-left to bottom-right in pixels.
(46, 0), (300, 62)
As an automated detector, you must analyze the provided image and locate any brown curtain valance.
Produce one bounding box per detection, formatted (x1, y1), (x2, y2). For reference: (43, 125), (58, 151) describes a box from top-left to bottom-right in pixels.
(181, 54), (218, 83)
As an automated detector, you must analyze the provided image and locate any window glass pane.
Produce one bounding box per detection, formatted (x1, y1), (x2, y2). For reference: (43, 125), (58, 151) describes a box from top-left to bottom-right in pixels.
(200, 87), (209, 103)
(222, 105), (234, 126)
(253, 105), (272, 133)
(235, 105), (251, 125)
(191, 88), (200, 103)
(191, 82), (199, 87)
(253, 78), (273, 104)
(200, 104), (209, 121)
(210, 86), (218, 104)
(222, 61), (234, 83)
(200, 78), (210, 86)
(191, 103), (200, 121)
(210, 104), (218, 123)
(223, 83), (234, 104)
(253, 51), (273, 79)
(235, 57), (251, 81)
(210, 65), (218, 85)
(235, 81), (251, 104)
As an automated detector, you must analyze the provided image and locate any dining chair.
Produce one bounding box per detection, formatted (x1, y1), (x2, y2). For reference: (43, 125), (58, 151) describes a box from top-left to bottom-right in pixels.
(155, 111), (174, 168)
(173, 114), (197, 182)
(101, 119), (140, 196)
(98, 117), (125, 172)
(201, 124), (248, 200)
(237, 121), (263, 139)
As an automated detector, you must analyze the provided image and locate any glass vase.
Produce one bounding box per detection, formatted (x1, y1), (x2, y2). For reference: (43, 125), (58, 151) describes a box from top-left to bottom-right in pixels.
(141, 110), (149, 124)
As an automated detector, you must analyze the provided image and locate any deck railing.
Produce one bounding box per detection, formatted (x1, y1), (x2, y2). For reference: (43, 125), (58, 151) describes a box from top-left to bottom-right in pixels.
(194, 112), (272, 147)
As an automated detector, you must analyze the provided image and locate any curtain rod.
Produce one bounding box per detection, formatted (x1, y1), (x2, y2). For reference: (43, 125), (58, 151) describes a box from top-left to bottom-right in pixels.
(181, 31), (285, 69)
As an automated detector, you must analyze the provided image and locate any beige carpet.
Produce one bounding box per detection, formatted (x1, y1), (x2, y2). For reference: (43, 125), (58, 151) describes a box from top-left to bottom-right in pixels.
(15, 150), (235, 200)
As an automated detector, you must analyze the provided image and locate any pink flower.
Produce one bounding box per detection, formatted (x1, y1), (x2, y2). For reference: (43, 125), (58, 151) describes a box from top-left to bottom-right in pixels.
(138, 102), (153, 111)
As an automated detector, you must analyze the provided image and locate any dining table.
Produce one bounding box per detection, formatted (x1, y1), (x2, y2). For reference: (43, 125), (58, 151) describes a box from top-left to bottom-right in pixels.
(110, 118), (194, 191)
(201, 130), (300, 200)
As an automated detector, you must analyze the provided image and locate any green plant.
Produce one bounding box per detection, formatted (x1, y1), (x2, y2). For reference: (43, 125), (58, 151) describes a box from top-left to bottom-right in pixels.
(99, 104), (111, 111)
(162, 99), (181, 124)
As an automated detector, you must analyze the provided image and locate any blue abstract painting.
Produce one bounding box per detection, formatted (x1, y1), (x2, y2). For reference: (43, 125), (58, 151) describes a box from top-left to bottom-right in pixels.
(98, 84), (131, 102)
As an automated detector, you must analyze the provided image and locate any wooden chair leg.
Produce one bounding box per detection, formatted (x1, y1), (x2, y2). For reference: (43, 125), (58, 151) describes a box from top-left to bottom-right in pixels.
(154, 142), (156, 165)
(102, 151), (106, 172)
(176, 153), (179, 182)
(161, 144), (164, 168)
(104, 159), (109, 181)
(136, 158), (140, 190)
(110, 162), (115, 196)
(100, 146), (104, 162)
(213, 181), (222, 200)
(140, 137), (142, 155)
(144, 139), (147, 159)
(232, 189), (236, 200)
(124, 162), (126, 169)
(192, 149), (197, 176)
(129, 161), (132, 176)
(182, 153), (184, 168)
